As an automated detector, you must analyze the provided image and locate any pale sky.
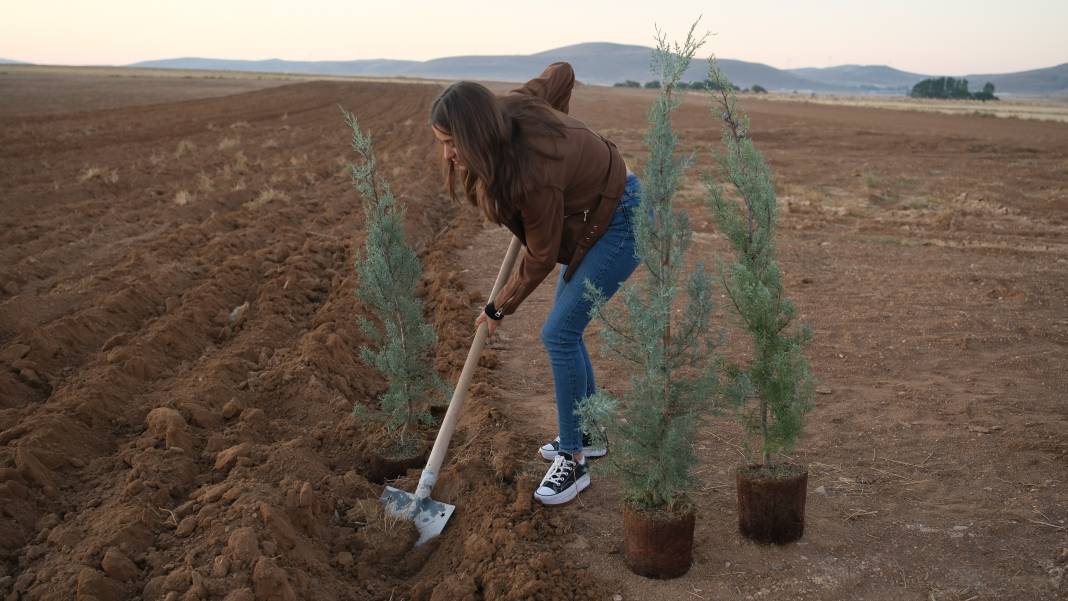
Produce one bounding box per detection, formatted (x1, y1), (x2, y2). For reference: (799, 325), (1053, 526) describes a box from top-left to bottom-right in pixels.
(3, 0), (1066, 75)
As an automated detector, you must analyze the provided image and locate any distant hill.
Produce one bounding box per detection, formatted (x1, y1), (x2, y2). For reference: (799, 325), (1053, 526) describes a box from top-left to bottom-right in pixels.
(132, 43), (834, 92)
(133, 57), (421, 77)
(0, 58), (28, 65)
(131, 44), (1068, 95)
(964, 63), (1068, 96)
(788, 65), (928, 93)
(795, 62), (1068, 96)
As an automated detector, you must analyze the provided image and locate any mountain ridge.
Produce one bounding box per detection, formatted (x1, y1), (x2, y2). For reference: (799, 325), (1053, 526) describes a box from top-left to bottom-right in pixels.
(63, 43), (1068, 95)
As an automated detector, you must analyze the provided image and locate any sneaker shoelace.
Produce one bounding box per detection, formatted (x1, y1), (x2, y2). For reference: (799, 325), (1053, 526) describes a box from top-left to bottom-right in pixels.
(543, 455), (575, 487)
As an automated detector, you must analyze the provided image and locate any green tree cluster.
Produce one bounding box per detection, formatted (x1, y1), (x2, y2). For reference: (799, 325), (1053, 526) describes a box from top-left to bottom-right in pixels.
(579, 25), (720, 511)
(973, 82), (998, 101)
(614, 79), (751, 93)
(343, 108), (444, 448)
(678, 79), (743, 92)
(910, 77), (998, 101)
(703, 63), (815, 466)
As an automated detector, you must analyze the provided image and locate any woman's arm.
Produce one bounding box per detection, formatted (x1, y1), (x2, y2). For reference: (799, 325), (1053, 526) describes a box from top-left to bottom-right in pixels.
(510, 62), (575, 114)
(492, 187), (564, 315)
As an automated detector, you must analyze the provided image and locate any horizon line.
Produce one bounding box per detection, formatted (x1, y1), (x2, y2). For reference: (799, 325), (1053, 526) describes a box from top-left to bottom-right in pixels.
(3, 41), (1066, 78)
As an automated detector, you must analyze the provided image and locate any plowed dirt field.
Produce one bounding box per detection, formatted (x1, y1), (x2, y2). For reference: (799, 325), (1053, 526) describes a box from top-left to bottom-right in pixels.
(1, 68), (1066, 601)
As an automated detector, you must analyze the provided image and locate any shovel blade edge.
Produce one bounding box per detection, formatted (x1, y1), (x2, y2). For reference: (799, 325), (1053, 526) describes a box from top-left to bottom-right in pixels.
(380, 486), (455, 546)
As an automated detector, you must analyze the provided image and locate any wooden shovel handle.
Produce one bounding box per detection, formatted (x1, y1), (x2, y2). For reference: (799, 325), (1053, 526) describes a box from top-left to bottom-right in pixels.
(417, 236), (522, 497)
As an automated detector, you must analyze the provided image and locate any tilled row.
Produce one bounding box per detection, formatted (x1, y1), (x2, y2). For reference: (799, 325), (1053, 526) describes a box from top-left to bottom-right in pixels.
(1, 79), (611, 601)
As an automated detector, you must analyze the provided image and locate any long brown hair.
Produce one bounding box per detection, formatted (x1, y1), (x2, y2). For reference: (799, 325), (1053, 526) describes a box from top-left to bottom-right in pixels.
(431, 81), (565, 225)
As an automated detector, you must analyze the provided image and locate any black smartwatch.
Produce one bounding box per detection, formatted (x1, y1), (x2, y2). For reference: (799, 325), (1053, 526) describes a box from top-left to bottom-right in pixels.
(484, 302), (504, 321)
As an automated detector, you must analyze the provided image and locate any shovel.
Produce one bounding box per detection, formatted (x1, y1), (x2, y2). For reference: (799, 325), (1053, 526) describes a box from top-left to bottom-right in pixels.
(380, 235), (522, 545)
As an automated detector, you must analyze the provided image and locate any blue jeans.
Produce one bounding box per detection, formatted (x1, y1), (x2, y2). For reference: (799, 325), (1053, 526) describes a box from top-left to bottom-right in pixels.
(541, 174), (641, 454)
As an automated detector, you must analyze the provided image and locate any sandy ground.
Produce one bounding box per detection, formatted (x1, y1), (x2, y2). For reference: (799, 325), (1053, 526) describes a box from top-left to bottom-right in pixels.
(1, 67), (1066, 601)
(0, 65), (447, 116)
(468, 84), (1068, 600)
(757, 93), (1068, 123)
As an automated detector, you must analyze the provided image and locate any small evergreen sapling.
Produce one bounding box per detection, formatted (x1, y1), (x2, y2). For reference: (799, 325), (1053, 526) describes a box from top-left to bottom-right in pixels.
(702, 62), (815, 469)
(579, 25), (721, 511)
(343, 108), (444, 451)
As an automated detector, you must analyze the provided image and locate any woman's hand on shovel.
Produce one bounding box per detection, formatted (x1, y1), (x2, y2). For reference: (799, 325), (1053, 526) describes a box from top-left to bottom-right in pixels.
(474, 311), (500, 337)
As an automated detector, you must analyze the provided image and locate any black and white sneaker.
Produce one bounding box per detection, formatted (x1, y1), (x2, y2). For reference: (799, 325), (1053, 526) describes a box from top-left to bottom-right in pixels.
(534, 452), (590, 506)
(539, 433), (607, 461)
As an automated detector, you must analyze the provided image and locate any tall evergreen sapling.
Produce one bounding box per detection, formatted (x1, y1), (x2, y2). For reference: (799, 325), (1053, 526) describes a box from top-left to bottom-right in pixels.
(579, 25), (720, 511)
(343, 108), (443, 450)
(703, 62), (815, 468)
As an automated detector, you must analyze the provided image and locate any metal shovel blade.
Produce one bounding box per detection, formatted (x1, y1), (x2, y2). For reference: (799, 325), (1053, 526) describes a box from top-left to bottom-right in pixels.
(380, 486), (455, 546)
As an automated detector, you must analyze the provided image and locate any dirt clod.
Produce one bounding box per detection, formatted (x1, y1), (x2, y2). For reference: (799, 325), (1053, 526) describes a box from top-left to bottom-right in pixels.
(226, 527), (260, 563)
(211, 555), (230, 578)
(223, 589), (255, 601)
(214, 444), (252, 472)
(252, 557), (296, 601)
(145, 407), (194, 452)
(179, 402), (223, 430)
(101, 547), (140, 582)
(75, 567), (122, 601)
(176, 516), (197, 537)
(258, 504), (298, 550)
(222, 399), (244, 420)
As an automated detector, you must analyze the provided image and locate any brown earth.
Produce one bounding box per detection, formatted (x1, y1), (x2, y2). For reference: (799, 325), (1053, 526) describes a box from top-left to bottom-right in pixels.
(1, 68), (1066, 601)
(0, 66), (305, 117)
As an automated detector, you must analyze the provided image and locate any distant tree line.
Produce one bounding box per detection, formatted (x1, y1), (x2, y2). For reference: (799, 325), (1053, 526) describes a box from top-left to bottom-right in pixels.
(614, 79), (768, 94)
(910, 77), (998, 101)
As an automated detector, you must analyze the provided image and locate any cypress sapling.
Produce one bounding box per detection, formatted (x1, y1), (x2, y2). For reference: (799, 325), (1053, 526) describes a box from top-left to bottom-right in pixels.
(578, 24), (721, 512)
(343, 108), (445, 454)
(702, 61), (815, 471)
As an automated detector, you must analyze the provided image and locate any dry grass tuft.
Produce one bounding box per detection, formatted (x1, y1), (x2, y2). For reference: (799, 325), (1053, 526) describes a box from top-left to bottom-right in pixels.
(79, 166), (101, 181)
(244, 187), (288, 209)
(173, 190), (195, 206)
(263, 138), (279, 149)
(231, 151), (250, 175)
(218, 137), (240, 151)
(175, 139), (197, 158)
(347, 498), (410, 535)
(196, 172), (214, 192)
(334, 155), (351, 179)
(79, 166), (119, 184)
(229, 121), (250, 129)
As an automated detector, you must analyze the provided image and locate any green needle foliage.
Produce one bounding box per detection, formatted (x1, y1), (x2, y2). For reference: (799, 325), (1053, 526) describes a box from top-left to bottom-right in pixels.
(343, 108), (443, 447)
(578, 24), (721, 511)
(702, 61), (815, 467)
